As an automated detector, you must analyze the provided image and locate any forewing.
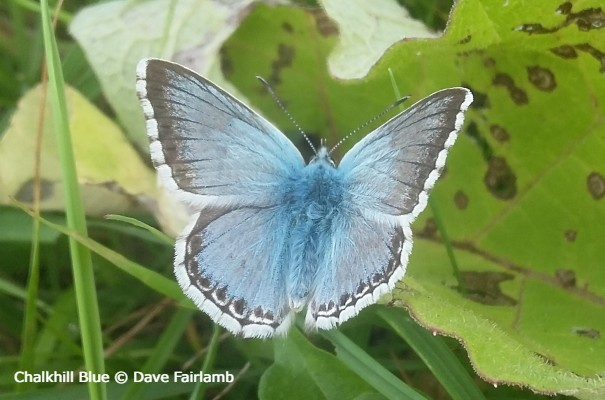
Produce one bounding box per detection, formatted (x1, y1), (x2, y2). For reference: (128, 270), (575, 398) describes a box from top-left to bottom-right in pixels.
(175, 205), (294, 338)
(307, 88), (472, 329)
(136, 58), (304, 207)
(339, 88), (473, 219)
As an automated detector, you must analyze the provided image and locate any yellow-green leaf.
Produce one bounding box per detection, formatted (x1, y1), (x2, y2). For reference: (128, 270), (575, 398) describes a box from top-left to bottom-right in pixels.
(0, 85), (156, 215)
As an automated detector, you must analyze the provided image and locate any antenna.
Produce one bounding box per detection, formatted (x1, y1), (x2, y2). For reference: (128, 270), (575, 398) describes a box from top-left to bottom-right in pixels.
(256, 76), (316, 155)
(329, 96), (410, 155)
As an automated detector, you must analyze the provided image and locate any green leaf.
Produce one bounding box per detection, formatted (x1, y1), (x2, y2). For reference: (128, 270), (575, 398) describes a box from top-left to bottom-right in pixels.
(222, 1), (605, 397)
(376, 307), (486, 400)
(0, 85), (156, 215)
(319, 0), (437, 79)
(259, 328), (384, 400)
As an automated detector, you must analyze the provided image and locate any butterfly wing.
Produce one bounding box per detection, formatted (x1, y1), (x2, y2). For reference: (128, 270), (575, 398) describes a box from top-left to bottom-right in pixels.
(136, 58), (304, 208)
(136, 59), (303, 337)
(306, 88), (473, 329)
(176, 205), (295, 338)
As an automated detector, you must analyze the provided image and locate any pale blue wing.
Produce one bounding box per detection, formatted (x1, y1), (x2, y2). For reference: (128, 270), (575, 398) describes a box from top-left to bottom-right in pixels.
(136, 58), (304, 207)
(174, 204), (295, 338)
(339, 88), (473, 219)
(305, 212), (412, 330)
(136, 59), (303, 337)
(307, 88), (473, 329)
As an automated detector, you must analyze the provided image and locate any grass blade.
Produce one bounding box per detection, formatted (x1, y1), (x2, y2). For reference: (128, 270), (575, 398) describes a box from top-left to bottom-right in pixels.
(39, 2), (106, 399)
(14, 202), (186, 304)
(121, 308), (194, 400)
(321, 329), (427, 400)
(377, 307), (486, 400)
(104, 214), (173, 246)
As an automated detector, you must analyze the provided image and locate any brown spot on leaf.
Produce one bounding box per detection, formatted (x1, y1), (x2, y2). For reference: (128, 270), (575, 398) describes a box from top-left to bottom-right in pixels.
(555, 269), (576, 288)
(527, 66), (557, 91)
(466, 121), (493, 160)
(493, 73), (528, 105)
(515, 23), (557, 34)
(462, 82), (489, 109)
(483, 57), (496, 67)
(420, 218), (437, 237)
(454, 190), (469, 210)
(572, 327), (601, 339)
(575, 43), (605, 72)
(489, 124), (510, 143)
(15, 178), (55, 202)
(458, 35), (472, 44)
(557, 2), (573, 15)
(564, 229), (577, 242)
(269, 43), (295, 85)
(549, 44), (605, 73)
(457, 49), (486, 58)
(517, 4), (605, 34)
(458, 271), (517, 306)
(485, 157), (517, 200)
(587, 172), (605, 200)
(550, 45), (578, 59)
(310, 9), (338, 36)
(282, 22), (294, 33)
(471, 90), (489, 109)
(219, 47), (233, 78)
(570, 7), (605, 31)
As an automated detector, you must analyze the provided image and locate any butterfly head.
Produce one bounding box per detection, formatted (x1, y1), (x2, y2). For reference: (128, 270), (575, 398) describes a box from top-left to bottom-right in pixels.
(309, 145), (336, 168)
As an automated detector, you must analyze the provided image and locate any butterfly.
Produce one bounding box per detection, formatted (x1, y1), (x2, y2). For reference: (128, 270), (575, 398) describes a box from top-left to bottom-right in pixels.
(136, 58), (473, 338)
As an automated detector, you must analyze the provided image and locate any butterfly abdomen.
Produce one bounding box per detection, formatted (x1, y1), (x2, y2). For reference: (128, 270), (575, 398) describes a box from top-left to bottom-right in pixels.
(283, 156), (348, 311)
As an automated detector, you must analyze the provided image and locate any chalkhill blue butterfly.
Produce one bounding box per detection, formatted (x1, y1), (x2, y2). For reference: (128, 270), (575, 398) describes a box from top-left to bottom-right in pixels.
(136, 58), (473, 338)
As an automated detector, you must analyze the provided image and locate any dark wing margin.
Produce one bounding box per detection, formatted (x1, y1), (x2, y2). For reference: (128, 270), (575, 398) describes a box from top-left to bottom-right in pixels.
(136, 58), (304, 208)
(339, 88), (473, 220)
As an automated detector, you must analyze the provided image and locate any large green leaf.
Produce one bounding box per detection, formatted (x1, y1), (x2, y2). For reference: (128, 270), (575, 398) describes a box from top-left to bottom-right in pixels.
(221, 1), (605, 397)
(259, 329), (384, 400)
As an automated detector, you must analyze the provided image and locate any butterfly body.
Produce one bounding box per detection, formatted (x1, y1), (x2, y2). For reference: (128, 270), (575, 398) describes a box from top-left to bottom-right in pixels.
(136, 58), (473, 338)
(281, 148), (345, 310)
